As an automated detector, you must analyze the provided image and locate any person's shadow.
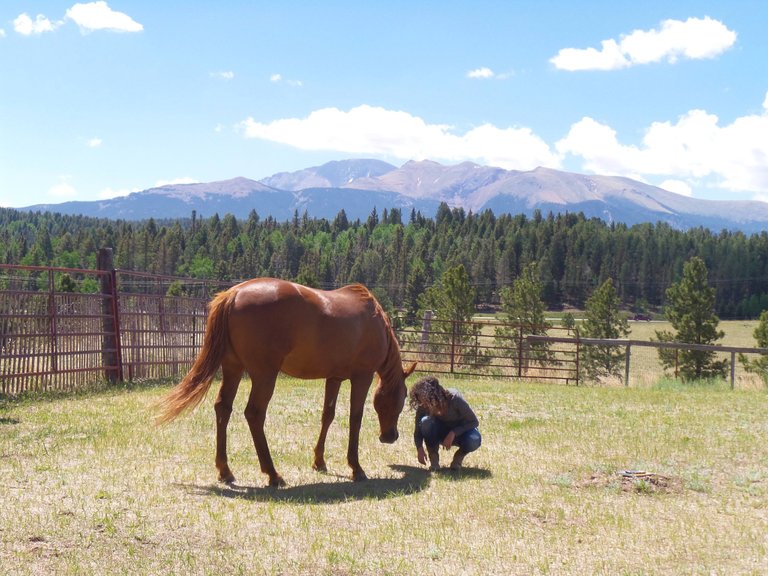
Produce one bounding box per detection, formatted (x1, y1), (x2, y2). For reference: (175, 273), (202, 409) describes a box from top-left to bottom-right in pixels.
(178, 464), (491, 503)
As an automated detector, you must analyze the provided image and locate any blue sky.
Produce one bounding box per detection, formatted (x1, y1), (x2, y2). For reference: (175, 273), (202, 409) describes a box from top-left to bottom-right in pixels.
(2, 1), (767, 208)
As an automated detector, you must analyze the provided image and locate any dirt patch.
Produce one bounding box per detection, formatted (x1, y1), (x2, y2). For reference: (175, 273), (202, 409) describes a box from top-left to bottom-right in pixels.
(579, 470), (684, 494)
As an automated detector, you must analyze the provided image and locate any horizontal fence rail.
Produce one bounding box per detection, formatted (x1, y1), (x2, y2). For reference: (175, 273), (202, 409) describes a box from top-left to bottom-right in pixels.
(3, 259), (768, 395)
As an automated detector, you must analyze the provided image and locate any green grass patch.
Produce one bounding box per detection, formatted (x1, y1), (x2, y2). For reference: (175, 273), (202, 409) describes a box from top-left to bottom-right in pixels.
(1, 377), (767, 574)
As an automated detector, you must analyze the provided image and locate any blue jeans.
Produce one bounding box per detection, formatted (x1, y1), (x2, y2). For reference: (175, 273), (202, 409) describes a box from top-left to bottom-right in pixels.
(419, 416), (481, 453)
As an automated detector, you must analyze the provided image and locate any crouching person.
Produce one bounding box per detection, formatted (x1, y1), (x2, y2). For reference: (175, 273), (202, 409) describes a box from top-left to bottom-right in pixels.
(410, 376), (481, 471)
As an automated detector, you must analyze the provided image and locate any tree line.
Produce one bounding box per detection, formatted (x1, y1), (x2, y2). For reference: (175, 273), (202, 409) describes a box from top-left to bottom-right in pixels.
(4, 203), (768, 319)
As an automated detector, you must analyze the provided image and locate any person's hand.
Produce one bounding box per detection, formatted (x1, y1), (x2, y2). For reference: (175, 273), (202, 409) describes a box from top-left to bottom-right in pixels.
(416, 446), (427, 465)
(442, 431), (455, 449)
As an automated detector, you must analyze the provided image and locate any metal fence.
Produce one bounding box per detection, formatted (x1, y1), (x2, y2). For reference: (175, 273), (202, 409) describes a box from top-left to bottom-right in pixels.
(3, 260), (768, 395)
(396, 316), (768, 390)
(0, 260), (229, 395)
(395, 315), (579, 384)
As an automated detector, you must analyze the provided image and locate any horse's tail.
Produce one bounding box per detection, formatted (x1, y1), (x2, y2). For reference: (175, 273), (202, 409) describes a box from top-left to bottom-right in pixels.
(155, 287), (237, 425)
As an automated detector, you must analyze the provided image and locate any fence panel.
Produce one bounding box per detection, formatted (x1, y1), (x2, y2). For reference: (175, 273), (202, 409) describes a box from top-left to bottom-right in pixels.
(114, 270), (230, 382)
(118, 293), (208, 381)
(0, 265), (233, 395)
(396, 317), (579, 384)
(0, 265), (118, 394)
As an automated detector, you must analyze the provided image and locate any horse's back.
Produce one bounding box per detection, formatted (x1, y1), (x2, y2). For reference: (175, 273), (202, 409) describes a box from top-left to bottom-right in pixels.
(226, 279), (388, 379)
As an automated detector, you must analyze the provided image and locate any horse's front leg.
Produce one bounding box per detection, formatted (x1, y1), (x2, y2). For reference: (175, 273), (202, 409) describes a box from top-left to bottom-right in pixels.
(313, 377), (343, 472)
(347, 374), (374, 482)
(214, 365), (242, 483)
(243, 372), (285, 487)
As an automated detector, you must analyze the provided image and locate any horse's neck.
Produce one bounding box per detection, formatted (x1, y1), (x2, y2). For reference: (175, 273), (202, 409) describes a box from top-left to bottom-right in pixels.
(377, 329), (403, 387)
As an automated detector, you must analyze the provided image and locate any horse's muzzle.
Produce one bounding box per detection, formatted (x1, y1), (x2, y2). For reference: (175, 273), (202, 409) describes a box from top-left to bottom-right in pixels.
(379, 429), (399, 444)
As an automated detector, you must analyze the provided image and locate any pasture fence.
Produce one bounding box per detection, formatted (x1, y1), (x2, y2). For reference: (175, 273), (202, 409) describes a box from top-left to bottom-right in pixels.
(2, 258), (768, 395)
(0, 254), (230, 395)
(395, 317), (768, 390)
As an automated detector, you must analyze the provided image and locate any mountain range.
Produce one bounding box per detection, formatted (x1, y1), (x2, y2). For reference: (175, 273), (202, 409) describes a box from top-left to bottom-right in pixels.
(20, 159), (768, 233)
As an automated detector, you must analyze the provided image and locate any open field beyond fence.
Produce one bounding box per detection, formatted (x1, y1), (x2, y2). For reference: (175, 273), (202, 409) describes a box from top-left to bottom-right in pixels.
(1, 377), (766, 575)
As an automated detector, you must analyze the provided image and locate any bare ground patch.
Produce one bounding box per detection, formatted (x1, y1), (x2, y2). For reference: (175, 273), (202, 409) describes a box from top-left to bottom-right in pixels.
(578, 470), (685, 494)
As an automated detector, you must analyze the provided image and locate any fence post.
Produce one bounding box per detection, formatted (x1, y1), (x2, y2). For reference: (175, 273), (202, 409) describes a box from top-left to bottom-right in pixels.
(575, 335), (580, 386)
(624, 343), (631, 387)
(97, 248), (122, 383)
(450, 320), (457, 374)
(47, 268), (58, 375)
(420, 310), (432, 356)
(730, 351), (736, 390)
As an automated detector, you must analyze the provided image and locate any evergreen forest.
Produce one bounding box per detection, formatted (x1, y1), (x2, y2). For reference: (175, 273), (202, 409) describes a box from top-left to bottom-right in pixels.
(4, 203), (768, 319)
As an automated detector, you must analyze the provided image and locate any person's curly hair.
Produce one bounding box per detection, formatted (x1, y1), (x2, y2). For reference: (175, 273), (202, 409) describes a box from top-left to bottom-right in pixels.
(408, 376), (451, 414)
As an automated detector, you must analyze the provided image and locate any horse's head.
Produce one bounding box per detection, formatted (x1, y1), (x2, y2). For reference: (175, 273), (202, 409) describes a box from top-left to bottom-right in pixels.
(373, 362), (417, 444)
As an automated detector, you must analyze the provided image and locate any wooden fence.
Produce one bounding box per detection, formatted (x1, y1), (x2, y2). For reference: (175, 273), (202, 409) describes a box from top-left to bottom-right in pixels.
(3, 259), (768, 395)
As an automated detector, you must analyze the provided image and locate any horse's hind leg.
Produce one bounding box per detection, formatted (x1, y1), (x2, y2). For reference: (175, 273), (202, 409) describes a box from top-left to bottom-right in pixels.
(214, 364), (242, 483)
(243, 371), (285, 487)
(313, 377), (343, 472)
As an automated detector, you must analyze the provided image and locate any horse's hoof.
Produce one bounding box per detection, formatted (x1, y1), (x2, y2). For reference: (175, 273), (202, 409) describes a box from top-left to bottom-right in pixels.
(218, 472), (236, 484)
(312, 461), (328, 473)
(352, 470), (368, 482)
(268, 475), (286, 488)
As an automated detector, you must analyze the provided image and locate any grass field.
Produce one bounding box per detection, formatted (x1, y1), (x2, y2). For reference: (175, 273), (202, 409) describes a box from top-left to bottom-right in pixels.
(1, 377), (767, 575)
(626, 319), (760, 348)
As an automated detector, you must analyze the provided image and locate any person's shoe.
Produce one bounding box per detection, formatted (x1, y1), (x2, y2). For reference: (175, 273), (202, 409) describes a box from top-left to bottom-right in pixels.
(427, 447), (440, 471)
(450, 449), (467, 470)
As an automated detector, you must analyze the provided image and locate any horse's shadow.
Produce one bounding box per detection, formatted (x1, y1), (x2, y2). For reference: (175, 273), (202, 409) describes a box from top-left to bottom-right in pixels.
(178, 464), (491, 504)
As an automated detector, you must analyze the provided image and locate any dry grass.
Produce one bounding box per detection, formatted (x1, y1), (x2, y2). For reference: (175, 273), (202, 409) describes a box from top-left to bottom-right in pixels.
(1, 377), (767, 575)
(627, 318), (759, 347)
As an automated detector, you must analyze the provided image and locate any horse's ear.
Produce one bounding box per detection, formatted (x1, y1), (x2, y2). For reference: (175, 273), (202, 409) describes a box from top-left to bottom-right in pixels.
(404, 362), (417, 377)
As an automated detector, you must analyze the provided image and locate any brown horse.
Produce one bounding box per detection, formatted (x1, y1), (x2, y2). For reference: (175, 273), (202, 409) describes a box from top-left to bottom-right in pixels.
(156, 278), (416, 487)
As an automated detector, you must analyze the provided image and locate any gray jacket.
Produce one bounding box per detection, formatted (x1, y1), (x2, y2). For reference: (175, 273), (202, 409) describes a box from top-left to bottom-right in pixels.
(413, 388), (479, 446)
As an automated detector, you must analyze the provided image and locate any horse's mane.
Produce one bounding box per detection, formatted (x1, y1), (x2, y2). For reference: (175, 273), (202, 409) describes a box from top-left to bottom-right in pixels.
(348, 284), (402, 388)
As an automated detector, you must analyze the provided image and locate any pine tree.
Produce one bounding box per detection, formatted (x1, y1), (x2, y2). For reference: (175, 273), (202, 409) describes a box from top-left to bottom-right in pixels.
(655, 256), (727, 380)
(495, 262), (552, 363)
(581, 278), (630, 382)
(419, 264), (484, 368)
(739, 309), (768, 387)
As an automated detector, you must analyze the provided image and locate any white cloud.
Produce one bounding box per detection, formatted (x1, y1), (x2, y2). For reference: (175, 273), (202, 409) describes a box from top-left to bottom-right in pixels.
(65, 2), (143, 33)
(211, 71), (235, 81)
(14, 13), (62, 35)
(556, 92), (768, 196)
(13, 2), (142, 36)
(49, 181), (77, 198)
(270, 73), (303, 87)
(551, 40), (630, 72)
(87, 137), (103, 148)
(240, 105), (560, 170)
(0, 28), (6, 38)
(551, 17), (736, 71)
(467, 67), (495, 79)
(659, 180), (693, 197)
